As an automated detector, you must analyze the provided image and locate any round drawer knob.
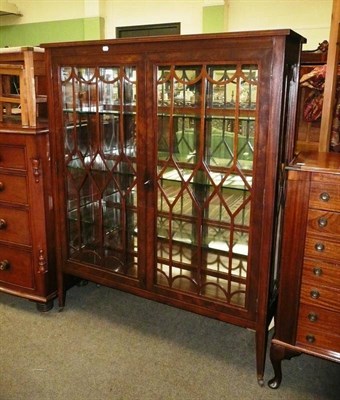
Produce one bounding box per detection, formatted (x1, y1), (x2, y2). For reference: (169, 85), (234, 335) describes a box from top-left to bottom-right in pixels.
(0, 218), (7, 229)
(314, 242), (325, 252)
(313, 267), (323, 276)
(0, 182), (4, 192)
(310, 290), (320, 299)
(318, 217), (328, 228)
(308, 312), (318, 322)
(0, 259), (10, 271)
(320, 192), (330, 202)
(306, 334), (315, 343)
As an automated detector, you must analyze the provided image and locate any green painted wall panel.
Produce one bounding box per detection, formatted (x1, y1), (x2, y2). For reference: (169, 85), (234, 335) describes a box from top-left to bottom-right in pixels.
(0, 17), (104, 47)
(83, 17), (105, 41)
(203, 6), (225, 33)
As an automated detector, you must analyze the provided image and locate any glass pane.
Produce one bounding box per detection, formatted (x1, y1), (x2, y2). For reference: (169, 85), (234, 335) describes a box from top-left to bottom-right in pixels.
(206, 117), (234, 167)
(60, 65), (138, 277)
(155, 63), (258, 309)
(208, 66), (237, 108)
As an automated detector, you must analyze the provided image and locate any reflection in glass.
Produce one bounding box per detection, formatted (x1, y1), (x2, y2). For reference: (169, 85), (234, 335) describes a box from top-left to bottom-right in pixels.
(60, 65), (138, 277)
(156, 63), (258, 307)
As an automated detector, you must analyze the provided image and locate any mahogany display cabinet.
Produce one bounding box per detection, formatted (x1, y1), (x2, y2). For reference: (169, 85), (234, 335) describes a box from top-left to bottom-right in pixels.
(43, 30), (305, 383)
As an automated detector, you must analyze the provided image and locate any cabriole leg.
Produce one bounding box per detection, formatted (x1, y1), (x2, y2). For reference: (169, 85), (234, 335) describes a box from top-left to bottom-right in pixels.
(268, 342), (301, 389)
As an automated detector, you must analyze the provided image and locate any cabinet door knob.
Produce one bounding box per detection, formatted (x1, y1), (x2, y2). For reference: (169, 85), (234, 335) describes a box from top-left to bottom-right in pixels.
(144, 179), (152, 188)
(312, 267), (323, 276)
(306, 334), (315, 343)
(0, 218), (7, 229)
(0, 259), (10, 271)
(308, 312), (318, 322)
(319, 192), (330, 202)
(317, 217), (328, 228)
(310, 290), (320, 299)
(0, 182), (4, 192)
(314, 242), (325, 252)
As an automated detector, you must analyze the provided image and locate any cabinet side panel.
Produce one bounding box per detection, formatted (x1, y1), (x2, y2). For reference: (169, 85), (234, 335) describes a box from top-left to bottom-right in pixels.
(275, 170), (310, 343)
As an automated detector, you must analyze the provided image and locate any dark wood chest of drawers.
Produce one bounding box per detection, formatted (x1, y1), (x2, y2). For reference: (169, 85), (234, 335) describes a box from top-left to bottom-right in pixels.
(269, 151), (340, 388)
(0, 128), (56, 310)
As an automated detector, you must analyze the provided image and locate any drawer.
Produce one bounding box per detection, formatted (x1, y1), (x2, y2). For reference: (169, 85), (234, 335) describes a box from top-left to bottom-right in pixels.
(0, 173), (28, 204)
(307, 209), (340, 238)
(298, 303), (340, 334)
(0, 144), (26, 170)
(304, 236), (340, 262)
(300, 281), (340, 312)
(0, 245), (34, 288)
(302, 259), (340, 289)
(296, 323), (340, 354)
(309, 181), (340, 211)
(0, 206), (30, 245)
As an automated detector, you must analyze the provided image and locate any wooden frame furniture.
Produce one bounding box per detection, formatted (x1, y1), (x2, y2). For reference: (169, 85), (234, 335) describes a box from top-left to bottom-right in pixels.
(0, 64), (29, 126)
(0, 47), (56, 311)
(43, 30), (305, 383)
(295, 41), (328, 152)
(268, 151), (340, 388)
(0, 127), (57, 311)
(0, 46), (47, 128)
(319, 0), (340, 151)
(269, 1), (340, 388)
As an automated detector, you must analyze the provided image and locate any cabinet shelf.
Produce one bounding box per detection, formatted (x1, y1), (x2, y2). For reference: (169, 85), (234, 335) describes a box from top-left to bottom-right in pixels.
(63, 106), (136, 114)
(157, 106), (256, 118)
(160, 169), (252, 188)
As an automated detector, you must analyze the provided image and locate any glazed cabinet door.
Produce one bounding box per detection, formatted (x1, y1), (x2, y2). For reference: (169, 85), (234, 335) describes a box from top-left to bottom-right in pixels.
(145, 51), (271, 322)
(53, 55), (147, 289)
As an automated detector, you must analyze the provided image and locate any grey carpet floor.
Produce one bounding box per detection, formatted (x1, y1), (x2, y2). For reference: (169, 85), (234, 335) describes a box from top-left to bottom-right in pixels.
(0, 282), (339, 400)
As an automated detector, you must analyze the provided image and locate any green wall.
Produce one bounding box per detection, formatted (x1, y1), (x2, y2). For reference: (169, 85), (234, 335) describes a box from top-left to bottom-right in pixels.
(203, 5), (225, 33)
(0, 6), (224, 47)
(0, 17), (104, 47)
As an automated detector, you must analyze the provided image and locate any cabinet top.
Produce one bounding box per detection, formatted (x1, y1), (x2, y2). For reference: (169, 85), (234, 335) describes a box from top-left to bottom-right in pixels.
(0, 125), (49, 136)
(289, 151), (340, 174)
(0, 46), (44, 54)
(41, 29), (305, 49)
